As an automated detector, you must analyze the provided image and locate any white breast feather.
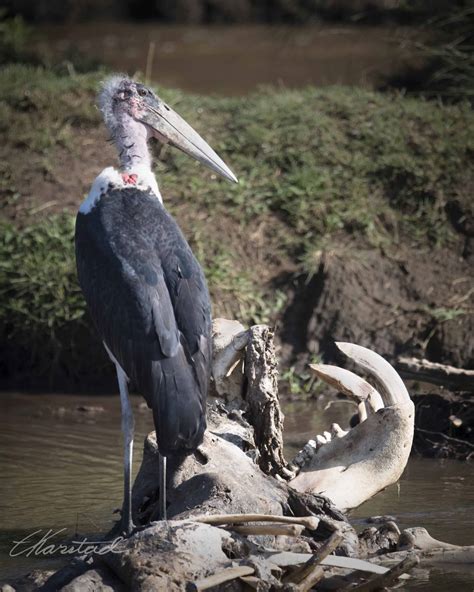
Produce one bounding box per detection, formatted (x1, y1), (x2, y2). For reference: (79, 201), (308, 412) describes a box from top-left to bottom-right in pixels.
(79, 166), (162, 214)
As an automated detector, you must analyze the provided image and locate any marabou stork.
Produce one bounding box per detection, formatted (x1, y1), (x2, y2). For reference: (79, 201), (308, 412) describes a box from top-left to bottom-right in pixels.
(75, 76), (237, 535)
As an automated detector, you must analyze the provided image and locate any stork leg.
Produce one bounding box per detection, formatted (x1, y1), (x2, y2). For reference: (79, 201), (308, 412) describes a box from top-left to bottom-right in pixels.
(158, 453), (167, 520)
(116, 364), (135, 535)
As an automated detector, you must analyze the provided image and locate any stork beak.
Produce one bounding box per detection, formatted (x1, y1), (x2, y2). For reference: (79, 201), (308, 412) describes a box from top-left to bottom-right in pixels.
(139, 96), (238, 184)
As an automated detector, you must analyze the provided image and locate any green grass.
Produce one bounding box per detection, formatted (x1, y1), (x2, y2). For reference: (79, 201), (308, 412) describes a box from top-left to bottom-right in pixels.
(0, 64), (472, 386)
(0, 215), (99, 386)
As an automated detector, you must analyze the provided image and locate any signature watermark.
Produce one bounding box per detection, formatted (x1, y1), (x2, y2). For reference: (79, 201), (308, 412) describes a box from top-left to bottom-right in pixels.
(10, 529), (126, 558)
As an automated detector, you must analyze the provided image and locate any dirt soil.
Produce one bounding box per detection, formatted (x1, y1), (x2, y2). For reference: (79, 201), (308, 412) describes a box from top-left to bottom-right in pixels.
(279, 245), (473, 369)
(412, 391), (473, 460)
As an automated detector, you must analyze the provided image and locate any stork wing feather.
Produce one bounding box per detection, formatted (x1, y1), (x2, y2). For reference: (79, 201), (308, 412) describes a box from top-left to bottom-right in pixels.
(75, 185), (211, 454)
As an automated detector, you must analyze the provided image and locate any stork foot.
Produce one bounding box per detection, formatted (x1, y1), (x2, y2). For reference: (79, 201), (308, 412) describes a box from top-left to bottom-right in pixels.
(119, 515), (136, 537)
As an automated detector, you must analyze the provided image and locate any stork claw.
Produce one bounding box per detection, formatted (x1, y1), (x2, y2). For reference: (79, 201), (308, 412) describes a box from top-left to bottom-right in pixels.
(119, 515), (136, 538)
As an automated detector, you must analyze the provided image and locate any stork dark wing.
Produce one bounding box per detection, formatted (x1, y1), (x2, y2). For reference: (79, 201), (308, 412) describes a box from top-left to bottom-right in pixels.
(75, 186), (211, 454)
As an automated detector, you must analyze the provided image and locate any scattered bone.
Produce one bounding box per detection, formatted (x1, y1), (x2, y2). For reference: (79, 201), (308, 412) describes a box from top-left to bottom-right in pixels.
(284, 532), (343, 585)
(395, 527), (474, 563)
(189, 565), (255, 591)
(341, 554), (419, 591)
(194, 513), (320, 531)
(295, 566), (325, 591)
(230, 523), (305, 537)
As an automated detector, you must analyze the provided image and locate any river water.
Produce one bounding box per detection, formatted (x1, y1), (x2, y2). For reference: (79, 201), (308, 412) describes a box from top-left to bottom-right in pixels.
(0, 392), (472, 588)
(33, 23), (417, 95)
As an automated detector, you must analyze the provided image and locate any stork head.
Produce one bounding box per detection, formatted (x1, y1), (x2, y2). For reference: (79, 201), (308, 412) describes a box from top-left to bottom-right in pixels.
(98, 76), (237, 183)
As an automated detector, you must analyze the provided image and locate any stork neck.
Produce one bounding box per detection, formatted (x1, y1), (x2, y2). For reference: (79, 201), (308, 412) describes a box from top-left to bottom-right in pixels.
(115, 115), (151, 172)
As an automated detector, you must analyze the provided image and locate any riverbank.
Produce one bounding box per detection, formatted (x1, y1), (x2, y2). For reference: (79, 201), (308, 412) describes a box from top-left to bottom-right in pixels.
(1, 64), (473, 389)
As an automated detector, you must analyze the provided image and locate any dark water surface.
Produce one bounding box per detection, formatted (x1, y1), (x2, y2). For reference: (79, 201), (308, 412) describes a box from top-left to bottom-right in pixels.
(34, 24), (417, 95)
(0, 392), (473, 589)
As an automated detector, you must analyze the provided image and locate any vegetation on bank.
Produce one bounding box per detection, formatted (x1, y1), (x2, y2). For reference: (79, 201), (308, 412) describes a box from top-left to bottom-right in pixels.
(3, 0), (466, 25)
(0, 63), (473, 387)
(386, 6), (474, 104)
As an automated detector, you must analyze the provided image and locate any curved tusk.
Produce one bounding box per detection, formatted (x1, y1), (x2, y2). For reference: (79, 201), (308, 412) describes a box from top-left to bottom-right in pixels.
(335, 343), (410, 406)
(309, 364), (384, 412)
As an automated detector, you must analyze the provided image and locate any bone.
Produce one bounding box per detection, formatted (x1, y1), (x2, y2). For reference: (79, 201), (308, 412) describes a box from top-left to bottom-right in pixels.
(358, 401), (368, 422)
(343, 554), (419, 592)
(212, 318), (248, 401)
(309, 364), (384, 412)
(193, 513), (320, 531)
(290, 344), (414, 510)
(398, 527), (467, 552)
(335, 343), (410, 406)
(230, 523), (305, 537)
(283, 532), (343, 585)
(189, 566), (255, 591)
(330, 423), (348, 438)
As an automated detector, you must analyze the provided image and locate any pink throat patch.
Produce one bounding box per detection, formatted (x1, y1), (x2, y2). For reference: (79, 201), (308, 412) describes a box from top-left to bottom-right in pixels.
(121, 173), (138, 185)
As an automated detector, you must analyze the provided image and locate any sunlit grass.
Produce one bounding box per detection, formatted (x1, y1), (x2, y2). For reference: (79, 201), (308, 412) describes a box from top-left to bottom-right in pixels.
(0, 65), (473, 385)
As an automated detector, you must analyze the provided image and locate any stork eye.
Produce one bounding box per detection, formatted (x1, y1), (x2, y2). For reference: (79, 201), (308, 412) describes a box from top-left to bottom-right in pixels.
(138, 88), (148, 97)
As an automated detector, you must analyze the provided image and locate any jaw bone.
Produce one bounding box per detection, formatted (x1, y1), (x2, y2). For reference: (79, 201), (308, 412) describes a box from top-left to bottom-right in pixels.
(210, 320), (415, 512)
(289, 343), (415, 511)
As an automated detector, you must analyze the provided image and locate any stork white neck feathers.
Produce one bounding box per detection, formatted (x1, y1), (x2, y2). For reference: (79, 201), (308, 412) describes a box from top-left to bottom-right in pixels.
(79, 166), (161, 214)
